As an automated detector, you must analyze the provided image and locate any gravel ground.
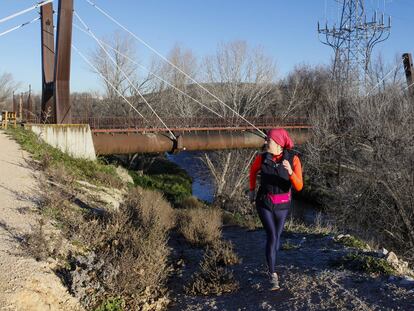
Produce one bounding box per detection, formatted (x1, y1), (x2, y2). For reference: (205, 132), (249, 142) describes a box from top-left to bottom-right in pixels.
(167, 226), (414, 311)
(0, 131), (82, 311)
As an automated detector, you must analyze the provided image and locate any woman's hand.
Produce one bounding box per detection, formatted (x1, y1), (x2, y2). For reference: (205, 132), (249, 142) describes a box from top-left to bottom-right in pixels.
(282, 160), (293, 176)
(249, 190), (256, 204)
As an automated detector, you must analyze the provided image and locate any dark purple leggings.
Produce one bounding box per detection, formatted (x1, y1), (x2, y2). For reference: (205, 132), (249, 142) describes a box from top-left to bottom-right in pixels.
(256, 205), (289, 274)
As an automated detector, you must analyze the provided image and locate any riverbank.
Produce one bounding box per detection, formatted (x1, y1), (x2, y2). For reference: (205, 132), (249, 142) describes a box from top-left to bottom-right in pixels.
(3, 127), (413, 310)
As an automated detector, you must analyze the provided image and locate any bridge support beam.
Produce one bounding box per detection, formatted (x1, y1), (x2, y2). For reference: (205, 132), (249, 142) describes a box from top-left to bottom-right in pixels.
(403, 53), (414, 99)
(54, 0), (73, 124)
(92, 129), (310, 155)
(40, 2), (55, 122)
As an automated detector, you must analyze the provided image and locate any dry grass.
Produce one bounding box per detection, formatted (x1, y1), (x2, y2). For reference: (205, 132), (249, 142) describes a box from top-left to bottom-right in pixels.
(21, 219), (50, 261)
(177, 207), (222, 246)
(94, 171), (125, 189)
(179, 196), (205, 209)
(124, 187), (176, 231)
(69, 187), (173, 310)
(285, 213), (336, 236)
(184, 240), (240, 296)
(209, 239), (240, 266)
(33, 174), (173, 310)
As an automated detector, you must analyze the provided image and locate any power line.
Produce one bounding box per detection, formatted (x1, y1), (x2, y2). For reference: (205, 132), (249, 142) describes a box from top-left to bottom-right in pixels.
(0, 17), (40, 38)
(0, 0), (53, 25)
(84, 0), (266, 138)
(73, 23), (224, 119)
(74, 11), (177, 140)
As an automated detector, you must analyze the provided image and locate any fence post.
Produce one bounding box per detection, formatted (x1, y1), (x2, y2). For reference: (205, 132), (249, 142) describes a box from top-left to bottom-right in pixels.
(403, 53), (414, 99)
(19, 93), (23, 121)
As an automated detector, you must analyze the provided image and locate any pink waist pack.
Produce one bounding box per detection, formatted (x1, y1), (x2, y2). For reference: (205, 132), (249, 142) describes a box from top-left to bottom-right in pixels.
(267, 191), (291, 204)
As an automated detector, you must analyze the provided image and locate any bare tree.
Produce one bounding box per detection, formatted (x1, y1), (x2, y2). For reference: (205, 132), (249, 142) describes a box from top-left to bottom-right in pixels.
(304, 60), (414, 262)
(90, 32), (154, 117)
(200, 41), (277, 202)
(279, 65), (331, 119)
(367, 53), (406, 94)
(153, 45), (201, 119)
(202, 41), (277, 118)
(0, 72), (19, 110)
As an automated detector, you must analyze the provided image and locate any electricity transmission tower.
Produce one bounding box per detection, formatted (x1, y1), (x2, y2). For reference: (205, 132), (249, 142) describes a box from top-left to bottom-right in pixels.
(318, 0), (391, 89)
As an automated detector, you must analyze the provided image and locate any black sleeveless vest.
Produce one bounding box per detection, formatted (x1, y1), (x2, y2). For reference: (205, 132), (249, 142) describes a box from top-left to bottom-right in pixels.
(257, 150), (295, 210)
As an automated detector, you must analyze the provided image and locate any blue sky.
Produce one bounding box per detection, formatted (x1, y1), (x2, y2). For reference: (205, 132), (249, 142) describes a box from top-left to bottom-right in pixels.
(0, 0), (412, 93)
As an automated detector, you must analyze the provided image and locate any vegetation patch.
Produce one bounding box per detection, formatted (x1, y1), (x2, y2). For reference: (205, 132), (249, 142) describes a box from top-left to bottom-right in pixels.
(178, 196), (205, 209)
(7, 127), (123, 188)
(281, 240), (301, 250)
(94, 298), (125, 311)
(222, 211), (262, 230)
(335, 235), (370, 250)
(210, 239), (240, 266)
(331, 253), (396, 275)
(27, 173), (172, 309)
(284, 216), (335, 236)
(184, 241), (240, 296)
(129, 170), (191, 206)
(177, 207), (222, 246)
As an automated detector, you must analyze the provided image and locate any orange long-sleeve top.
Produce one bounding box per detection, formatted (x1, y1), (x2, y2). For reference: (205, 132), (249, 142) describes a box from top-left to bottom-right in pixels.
(249, 153), (303, 192)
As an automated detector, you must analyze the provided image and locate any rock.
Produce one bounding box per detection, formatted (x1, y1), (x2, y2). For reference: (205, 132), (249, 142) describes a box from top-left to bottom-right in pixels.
(399, 260), (409, 269)
(399, 276), (414, 286)
(382, 248), (389, 255)
(388, 276), (397, 282)
(116, 166), (134, 184)
(386, 252), (399, 265)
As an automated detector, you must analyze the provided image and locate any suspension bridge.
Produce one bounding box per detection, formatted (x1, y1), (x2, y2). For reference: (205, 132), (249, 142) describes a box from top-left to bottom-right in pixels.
(1, 1), (413, 155)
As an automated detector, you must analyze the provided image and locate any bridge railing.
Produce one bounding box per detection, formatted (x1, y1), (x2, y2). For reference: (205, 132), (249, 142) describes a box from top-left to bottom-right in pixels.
(71, 116), (310, 131)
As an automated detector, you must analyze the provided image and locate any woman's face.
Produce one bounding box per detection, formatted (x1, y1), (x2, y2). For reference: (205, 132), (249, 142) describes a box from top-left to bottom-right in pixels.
(267, 138), (283, 155)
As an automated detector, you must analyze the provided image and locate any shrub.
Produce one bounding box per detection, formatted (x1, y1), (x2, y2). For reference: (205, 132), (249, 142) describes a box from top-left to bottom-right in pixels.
(177, 207), (222, 246)
(281, 241), (300, 251)
(184, 241), (240, 296)
(331, 253), (396, 275)
(284, 216), (335, 236)
(222, 211), (262, 230)
(335, 235), (369, 250)
(124, 187), (175, 231)
(94, 298), (124, 311)
(179, 196), (205, 209)
(209, 239), (240, 266)
(130, 171), (192, 206)
(59, 187), (172, 310)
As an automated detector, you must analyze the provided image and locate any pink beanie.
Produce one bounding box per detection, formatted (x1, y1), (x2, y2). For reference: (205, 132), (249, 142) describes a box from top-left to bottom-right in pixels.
(267, 128), (294, 150)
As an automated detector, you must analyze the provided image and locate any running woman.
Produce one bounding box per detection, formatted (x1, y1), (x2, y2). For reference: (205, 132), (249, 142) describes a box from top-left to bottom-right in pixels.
(249, 128), (303, 290)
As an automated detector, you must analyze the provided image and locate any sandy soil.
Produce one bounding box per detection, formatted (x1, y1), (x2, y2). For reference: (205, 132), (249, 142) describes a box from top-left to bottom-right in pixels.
(0, 131), (82, 311)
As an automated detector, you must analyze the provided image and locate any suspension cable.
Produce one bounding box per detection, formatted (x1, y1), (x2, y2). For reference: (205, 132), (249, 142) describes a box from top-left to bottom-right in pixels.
(72, 44), (148, 121)
(403, 81), (414, 92)
(84, 0), (266, 138)
(365, 63), (401, 97)
(0, 17), (40, 38)
(0, 0), (53, 25)
(73, 23), (224, 119)
(74, 11), (177, 140)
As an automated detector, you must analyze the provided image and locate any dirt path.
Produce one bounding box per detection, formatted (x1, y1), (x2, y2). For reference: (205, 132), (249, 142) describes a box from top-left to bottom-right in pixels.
(168, 226), (414, 310)
(0, 130), (82, 311)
